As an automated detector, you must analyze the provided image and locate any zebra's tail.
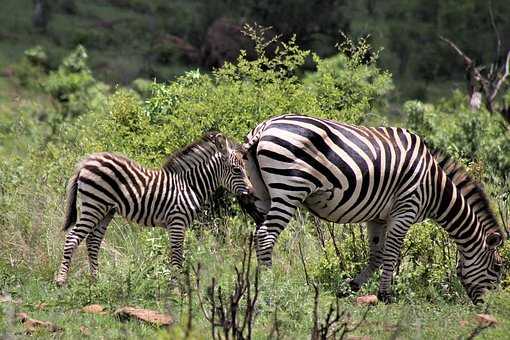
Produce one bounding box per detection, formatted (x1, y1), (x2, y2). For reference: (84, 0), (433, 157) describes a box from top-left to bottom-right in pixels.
(62, 170), (79, 231)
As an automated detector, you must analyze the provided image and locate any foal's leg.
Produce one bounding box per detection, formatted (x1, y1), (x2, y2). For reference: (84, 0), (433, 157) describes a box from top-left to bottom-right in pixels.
(56, 203), (107, 286)
(85, 209), (115, 280)
(166, 213), (190, 269)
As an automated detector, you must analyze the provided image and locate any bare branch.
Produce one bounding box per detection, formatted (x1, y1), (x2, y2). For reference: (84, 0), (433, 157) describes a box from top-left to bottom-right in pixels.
(439, 35), (473, 67)
(191, 263), (213, 323)
(489, 51), (510, 102)
(298, 240), (311, 286)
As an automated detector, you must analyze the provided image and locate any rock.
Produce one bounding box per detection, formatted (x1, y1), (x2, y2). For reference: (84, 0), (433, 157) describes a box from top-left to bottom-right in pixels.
(35, 302), (48, 310)
(80, 325), (91, 336)
(346, 336), (371, 340)
(114, 306), (174, 327)
(356, 295), (378, 306)
(475, 314), (497, 327)
(16, 312), (62, 333)
(82, 304), (107, 315)
(459, 320), (469, 327)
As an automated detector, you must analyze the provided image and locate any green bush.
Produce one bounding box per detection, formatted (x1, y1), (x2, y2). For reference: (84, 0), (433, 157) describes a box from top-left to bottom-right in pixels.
(45, 45), (110, 118)
(93, 31), (393, 166)
(405, 90), (510, 182)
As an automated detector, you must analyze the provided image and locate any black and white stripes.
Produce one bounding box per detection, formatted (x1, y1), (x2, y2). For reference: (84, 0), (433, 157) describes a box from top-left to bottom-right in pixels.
(241, 114), (504, 303)
(56, 133), (253, 285)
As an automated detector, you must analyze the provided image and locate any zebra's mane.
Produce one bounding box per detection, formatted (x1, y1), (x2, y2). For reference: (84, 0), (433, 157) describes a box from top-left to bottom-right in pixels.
(163, 132), (222, 173)
(430, 148), (505, 239)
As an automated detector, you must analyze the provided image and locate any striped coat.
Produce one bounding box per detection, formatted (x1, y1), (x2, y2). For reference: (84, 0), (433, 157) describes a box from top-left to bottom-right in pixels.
(56, 133), (253, 285)
(241, 114), (504, 303)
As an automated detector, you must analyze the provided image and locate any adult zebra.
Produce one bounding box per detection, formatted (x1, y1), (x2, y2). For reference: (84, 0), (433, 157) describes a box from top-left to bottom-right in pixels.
(56, 132), (254, 286)
(240, 114), (505, 304)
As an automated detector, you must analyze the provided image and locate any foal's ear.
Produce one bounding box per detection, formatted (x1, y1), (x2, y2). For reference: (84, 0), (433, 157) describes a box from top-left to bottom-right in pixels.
(210, 132), (227, 151)
(487, 232), (502, 249)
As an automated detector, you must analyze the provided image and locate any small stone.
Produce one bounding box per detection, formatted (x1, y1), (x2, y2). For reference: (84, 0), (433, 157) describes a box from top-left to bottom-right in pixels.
(36, 302), (48, 310)
(114, 306), (174, 327)
(80, 325), (91, 336)
(475, 314), (497, 327)
(356, 295), (378, 306)
(82, 304), (106, 315)
(459, 320), (469, 327)
(16, 312), (62, 333)
(16, 312), (29, 322)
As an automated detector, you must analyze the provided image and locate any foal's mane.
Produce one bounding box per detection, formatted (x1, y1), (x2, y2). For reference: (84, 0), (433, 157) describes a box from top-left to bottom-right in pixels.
(430, 148), (505, 239)
(163, 132), (222, 173)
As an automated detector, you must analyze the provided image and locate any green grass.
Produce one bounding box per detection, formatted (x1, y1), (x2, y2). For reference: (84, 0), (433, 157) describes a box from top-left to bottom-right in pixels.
(0, 0), (192, 86)
(1, 203), (509, 339)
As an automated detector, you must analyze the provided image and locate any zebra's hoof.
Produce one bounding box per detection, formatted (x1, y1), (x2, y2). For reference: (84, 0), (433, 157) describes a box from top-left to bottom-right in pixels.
(346, 278), (361, 292)
(377, 291), (394, 304)
(55, 279), (67, 287)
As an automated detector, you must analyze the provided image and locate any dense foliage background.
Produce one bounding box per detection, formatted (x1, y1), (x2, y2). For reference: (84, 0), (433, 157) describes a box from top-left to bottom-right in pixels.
(1, 0), (510, 338)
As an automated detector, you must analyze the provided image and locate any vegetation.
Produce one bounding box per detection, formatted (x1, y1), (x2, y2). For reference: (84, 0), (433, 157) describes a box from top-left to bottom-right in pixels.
(1, 3), (510, 339)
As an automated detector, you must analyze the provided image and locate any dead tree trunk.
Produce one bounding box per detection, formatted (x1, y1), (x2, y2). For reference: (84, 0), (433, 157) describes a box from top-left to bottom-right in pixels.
(440, 35), (509, 119)
(439, 2), (510, 124)
(32, 0), (50, 32)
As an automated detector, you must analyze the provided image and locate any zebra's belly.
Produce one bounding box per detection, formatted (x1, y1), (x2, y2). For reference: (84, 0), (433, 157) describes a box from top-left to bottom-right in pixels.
(304, 188), (392, 224)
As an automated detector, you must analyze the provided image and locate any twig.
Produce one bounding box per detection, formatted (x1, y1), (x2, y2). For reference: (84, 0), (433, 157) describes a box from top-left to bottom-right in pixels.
(439, 35), (473, 67)
(489, 51), (510, 102)
(298, 241), (311, 286)
(185, 267), (193, 338)
(192, 263), (213, 322)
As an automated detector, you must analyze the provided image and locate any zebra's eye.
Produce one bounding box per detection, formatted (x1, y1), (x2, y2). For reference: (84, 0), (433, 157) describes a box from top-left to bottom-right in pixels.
(232, 167), (242, 175)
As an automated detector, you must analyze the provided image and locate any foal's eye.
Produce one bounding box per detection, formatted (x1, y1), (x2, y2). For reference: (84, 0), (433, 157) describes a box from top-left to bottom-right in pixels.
(232, 167), (242, 175)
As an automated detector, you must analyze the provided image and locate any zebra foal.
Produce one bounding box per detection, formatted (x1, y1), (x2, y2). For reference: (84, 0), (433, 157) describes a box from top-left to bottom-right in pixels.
(56, 132), (253, 286)
(240, 114), (505, 304)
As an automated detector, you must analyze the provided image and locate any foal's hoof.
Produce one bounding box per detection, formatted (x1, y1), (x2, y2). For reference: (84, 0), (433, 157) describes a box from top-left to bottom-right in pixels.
(377, 291), (394, 304)
(55, 279), (67, 287)
(346, 278), (361, 292)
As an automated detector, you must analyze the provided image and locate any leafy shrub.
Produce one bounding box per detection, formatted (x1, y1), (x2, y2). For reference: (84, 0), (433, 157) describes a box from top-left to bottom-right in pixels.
(44, 45), (110, 118)
(405, 90), (510, 182)
(12, 46), (49, 89)
(304, 36), (394, 122)
(94, 29), (393, 166)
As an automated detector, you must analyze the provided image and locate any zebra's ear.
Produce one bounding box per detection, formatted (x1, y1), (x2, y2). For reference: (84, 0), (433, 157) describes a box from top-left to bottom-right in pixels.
(487, 232), (502, 249)
(211, 133), (227, 151)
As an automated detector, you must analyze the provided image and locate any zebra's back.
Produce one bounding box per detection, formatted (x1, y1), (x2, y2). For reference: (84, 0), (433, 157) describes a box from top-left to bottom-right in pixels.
(76, 152), (175, 227)
(248, 114), (432, 223)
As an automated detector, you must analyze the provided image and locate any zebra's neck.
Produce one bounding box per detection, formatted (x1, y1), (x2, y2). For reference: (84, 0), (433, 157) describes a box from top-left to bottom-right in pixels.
(427, 167), (483, 256)
(173, 154), (224, 205)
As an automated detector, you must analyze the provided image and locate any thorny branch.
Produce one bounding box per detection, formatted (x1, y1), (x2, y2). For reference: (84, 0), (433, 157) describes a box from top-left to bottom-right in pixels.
(299, 232), (370, 340)
(311, 282), (370, 340)
(193, 234), (260, 340)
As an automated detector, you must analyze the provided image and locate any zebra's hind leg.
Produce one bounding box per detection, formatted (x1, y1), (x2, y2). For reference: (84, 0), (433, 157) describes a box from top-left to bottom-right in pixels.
(256, 196), (300, 267)
(167, 214), (189, 269)
(56, 204), (108, 286)
(377, 214), (415, 303)
(86, 209), (115, 280)
(348, 221), (387, 292)
(56, 222), (99, 286)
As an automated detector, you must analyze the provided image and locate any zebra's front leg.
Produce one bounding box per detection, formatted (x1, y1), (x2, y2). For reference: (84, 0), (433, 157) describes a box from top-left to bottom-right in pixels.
(86, 210), (115, 280)
(377, 217), (412, 303)
(348, 221), (387, 292)
(256, 198), (298, 267)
